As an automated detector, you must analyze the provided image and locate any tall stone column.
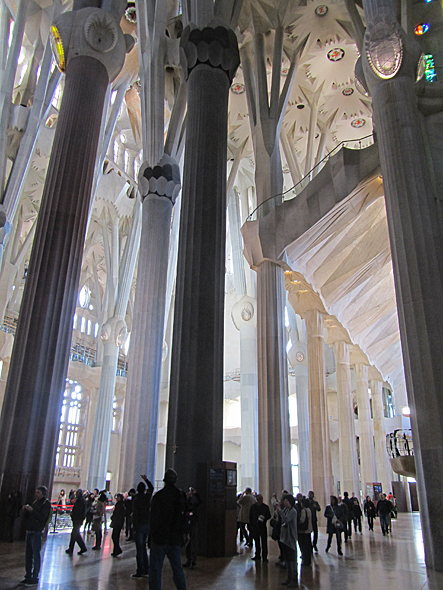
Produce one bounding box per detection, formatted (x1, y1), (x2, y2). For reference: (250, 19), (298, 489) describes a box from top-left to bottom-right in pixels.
(165, 23), (240, 490)
(119, 156), (180, 490)
(256, 261), (291, 501)
(332, 341), (360, 495)
(304, 309), (333, 512)
(370, 375), (392, 493)
(355, 361), (376, 496)
(0, 0), (133, 523)
(232, 296), (259, 491)
(360, 0), (443, 568)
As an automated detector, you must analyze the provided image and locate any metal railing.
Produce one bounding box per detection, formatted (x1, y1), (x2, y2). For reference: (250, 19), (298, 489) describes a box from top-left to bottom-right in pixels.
(386, 429), (414, 459)
(247, 134), (375, 222)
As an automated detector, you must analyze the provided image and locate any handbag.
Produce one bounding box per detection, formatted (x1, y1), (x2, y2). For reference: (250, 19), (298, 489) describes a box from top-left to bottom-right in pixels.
(331, 514), (344, 531)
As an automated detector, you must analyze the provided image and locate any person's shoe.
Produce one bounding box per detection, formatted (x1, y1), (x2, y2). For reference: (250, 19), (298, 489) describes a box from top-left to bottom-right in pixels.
(182, 562), (191, 568)
(131, 573), (143, 578)
(251, 556), (260, 561)
(190, 563), (196, 570)
(92, 545), (101, 550)
(25, 580), (38, 587)
(19, 579), (31, 585)
(65, 549), (73, 555)
(313, 545), (318, 552)
(325, 546), (330, 553)
(78, 549), (87, 555)
(338, 550), (343, 556)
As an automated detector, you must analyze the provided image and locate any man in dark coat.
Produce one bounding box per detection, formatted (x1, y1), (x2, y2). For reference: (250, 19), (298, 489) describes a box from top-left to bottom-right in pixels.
(22, 485), (52, 586)
(131, 475), (154, 578)
(342, 492), (354, 540)
(149, 468), (187, 590)
(66, 488), (87, 555)
(249, 494), (271, 562)
(183, 487), (202, 570)
(308, 490), (321, 551)
(111, 493), (125, 556)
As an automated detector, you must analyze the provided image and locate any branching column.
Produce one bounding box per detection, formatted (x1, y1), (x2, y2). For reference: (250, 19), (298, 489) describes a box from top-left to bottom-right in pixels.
(0, 0), (132, 526)
(361, 0), (443, 568)
(165, 23), (240, 490)
(355, 362), (376, 495)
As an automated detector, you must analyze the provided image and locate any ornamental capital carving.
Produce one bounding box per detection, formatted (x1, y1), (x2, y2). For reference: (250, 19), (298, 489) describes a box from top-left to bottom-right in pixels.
(324, 315), (352, 346)
(138, 153), (181, 204)
(231, 295), (257, 330)
(180, 20), (240, 83)
(285, 271), (326, 317)
(50, 5), (135, 82)
(101, 317), (127, 348)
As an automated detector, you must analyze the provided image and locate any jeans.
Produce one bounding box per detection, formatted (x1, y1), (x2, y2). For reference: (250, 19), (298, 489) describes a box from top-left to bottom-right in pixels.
(134, 524), (149, 575)
(25, 530), (42, 581)
(379, 513), (390, 534)
(251, 524), (268, 560)
(112, 525), (123, 554)
(149, 541), (187, 590)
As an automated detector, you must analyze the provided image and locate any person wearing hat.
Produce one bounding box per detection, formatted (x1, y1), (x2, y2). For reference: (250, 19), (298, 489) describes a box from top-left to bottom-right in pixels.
(21, 485), (52, 586)
(149, 469), (187, 590)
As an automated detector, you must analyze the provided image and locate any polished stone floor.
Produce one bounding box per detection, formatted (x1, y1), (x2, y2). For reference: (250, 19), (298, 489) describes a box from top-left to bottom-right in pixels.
(1, 514), (442, 590)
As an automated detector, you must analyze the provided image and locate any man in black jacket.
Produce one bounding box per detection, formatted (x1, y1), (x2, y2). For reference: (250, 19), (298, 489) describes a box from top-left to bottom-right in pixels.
(342, 492), (354, 540)
(249, 494), (271, 562)
(308, 490), (321, 551)
(66, 489), (87, 555)
(22, 485), (52, 586)
(149, 469), (187, 590)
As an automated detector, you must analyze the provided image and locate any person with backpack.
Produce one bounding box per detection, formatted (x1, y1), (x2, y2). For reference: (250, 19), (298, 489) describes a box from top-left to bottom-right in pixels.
(21, 485), (52, 586)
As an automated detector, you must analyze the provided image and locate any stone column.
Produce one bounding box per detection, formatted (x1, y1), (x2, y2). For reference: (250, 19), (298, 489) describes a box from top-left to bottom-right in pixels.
(256, 261), (292, 501)
(232, 296), (259, 491)
(165, 23), (240, 490)
(355, 362), (377, 496)
(294, 360), (309, 495)
(0, 1), (133, 520)
(360, 0), (443, 568)
(119, 156), (180, 490)
(333, 341), (360, 495)
(370, 375), (392, 493)
(304, 309), (333, 513)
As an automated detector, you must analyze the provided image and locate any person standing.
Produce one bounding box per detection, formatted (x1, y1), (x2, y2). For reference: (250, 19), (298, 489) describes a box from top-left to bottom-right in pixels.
(111, 493), (125, 557)
(21, 486), (52, 586)
(149, 468), (187, 590)
(249, 494), (271, 562)
(92, 492), (107, 550)
(124, 488), (136, 540)
(364, 495), (376, 531)
(183, 487), (202, 570)
(342, 492), (354, 540)
(376, 493), (392, 536)
(324, 496), (344, 555)
(298, 498), (312, 566)
(277, 494), (298, 588)
(308, 491), (321, 552)
(237, 487), (256, 548)
(351, 493), (363, 533)
(66, 489), (87, 555)
(131, 475), (154, 578)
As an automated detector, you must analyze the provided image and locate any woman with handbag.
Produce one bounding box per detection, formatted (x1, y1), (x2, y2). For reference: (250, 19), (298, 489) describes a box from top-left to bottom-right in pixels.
(277, 495), (298, 588)
(92, 492), (107, 550)
(324, 496), (344, 555)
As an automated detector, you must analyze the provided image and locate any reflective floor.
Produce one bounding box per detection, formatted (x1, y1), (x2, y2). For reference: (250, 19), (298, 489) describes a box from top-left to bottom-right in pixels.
(1, 514), (442, 590)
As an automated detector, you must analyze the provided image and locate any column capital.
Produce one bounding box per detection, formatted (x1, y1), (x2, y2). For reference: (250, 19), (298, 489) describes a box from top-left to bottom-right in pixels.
(180, 21), (240, 83)
(350, 344), (370, 366)
(286, 271), (326, 318)
(369, 366), (383, 382)
(138, 153), (181, 204)
(324, 315), (351, 346)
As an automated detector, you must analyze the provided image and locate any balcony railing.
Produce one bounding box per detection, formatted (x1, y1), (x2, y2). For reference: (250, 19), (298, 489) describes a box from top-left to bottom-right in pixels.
(386, 429), (414, 459)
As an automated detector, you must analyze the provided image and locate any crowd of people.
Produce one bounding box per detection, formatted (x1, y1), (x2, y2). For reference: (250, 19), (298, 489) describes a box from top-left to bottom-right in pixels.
(237, 488), (398, 588)
(15, 476), (398, 589)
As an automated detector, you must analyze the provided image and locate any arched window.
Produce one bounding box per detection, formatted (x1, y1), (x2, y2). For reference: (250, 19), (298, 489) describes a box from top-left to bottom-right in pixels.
(56, 381), (84, 468)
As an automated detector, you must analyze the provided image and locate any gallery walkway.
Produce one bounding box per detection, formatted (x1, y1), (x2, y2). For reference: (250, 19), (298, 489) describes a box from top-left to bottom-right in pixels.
(0, 514), (442, 590)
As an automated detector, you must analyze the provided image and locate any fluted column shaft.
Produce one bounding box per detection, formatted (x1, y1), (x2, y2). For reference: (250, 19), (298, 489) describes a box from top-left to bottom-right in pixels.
(119, 194), (173, 489)
(333, 341), (359, 495)
(355, 363), (376, 495)
(295, 363), (310, 495)
(166, 25), (239, 490)
(304, 310), (333, 512)
(257, 261), (291, 501)
(0, 56), (108, 515)
(370, 379), (392, 492)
